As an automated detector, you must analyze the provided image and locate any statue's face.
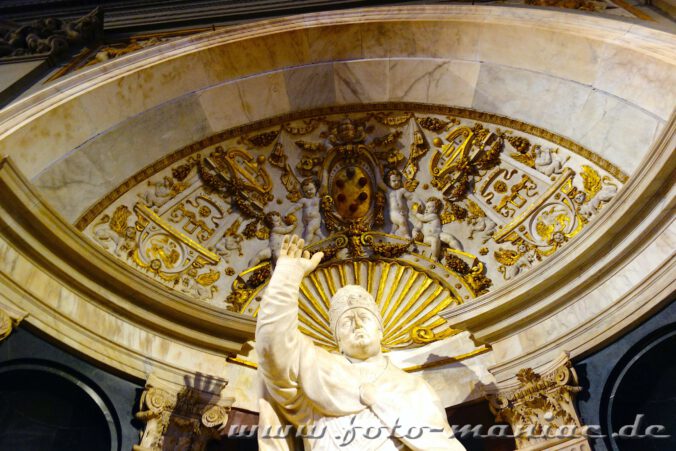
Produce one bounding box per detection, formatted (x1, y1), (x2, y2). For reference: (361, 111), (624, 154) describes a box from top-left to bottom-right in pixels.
(335, 307), (382, 360)
(425, 200), (438, 214)
(388, 172), (402, 189)
(302, 181), (317, 197)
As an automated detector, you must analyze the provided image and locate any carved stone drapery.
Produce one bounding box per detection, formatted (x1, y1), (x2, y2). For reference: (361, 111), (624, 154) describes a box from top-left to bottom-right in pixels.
(486, 354), (590, 450)
(134, 374), (233, 451)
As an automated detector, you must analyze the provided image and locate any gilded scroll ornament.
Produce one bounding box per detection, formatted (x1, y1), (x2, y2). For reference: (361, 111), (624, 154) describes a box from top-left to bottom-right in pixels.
(80, 106), (624, 332)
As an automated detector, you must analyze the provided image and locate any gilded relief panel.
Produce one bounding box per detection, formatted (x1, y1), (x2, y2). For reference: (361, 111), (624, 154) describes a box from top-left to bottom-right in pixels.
(78, 105), (625, 349)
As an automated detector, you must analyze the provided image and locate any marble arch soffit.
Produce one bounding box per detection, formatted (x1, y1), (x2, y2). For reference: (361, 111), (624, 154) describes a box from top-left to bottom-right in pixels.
(76, 103), (626, 350)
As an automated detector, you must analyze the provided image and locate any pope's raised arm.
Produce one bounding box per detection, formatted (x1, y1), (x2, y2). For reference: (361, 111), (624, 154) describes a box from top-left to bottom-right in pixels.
(255, 235), (323, 391)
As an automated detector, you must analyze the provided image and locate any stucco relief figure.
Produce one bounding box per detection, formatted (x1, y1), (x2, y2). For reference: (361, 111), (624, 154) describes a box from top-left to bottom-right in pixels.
(92, 216), (137, 257)
(248, 212), (297, 267)
(213, 223), (244, 265)
(411, 197), (444, 261)
(579, 182), (618, 218)
(287, 177), (324, 243)
(139, 175), (174, 209)
(534, 146), (566, 177)
(179, 273), (215, 301)
(467, 216), (497, 244)
(256, 235), (465, 450)
(385, 170), (413, 238)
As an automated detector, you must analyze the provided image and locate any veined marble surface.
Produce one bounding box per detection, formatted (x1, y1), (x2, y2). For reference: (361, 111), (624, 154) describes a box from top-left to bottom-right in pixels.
(0, 6), (669, 189)
(0, 5), (673, 414)
(31, 54), (667, 222)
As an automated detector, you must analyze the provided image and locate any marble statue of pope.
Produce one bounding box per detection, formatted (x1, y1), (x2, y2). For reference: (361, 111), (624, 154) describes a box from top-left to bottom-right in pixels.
(256, 234), (466, 451)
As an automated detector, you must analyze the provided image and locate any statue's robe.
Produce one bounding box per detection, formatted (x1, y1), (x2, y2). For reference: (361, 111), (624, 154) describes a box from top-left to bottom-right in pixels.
(256, 259), (466, 451)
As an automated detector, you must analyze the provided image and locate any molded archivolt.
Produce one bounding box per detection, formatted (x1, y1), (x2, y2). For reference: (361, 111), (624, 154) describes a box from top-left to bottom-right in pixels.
(0, 6), (673, 408)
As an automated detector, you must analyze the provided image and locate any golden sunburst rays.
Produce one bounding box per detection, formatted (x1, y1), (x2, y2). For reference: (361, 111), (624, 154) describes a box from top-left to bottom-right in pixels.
(293, 260), (460, 350)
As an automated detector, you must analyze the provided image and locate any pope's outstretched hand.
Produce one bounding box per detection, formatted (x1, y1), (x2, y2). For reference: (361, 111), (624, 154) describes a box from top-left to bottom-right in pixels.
(278, 234), (323, 276)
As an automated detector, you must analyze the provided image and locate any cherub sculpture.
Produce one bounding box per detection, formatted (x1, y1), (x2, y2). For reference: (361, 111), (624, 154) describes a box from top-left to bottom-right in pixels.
(385, 169), (413, 238)
(286, 177), (323, 243)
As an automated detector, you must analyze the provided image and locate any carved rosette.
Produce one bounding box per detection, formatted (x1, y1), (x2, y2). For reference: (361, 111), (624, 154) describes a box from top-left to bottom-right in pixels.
(134, 375), (233, 451)
(486, 355), (590, 450)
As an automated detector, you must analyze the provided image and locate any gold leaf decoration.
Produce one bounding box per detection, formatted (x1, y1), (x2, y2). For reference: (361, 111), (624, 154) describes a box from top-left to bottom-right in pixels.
(494, 248), (521, 266)
(196, 270), (221, 286)
(510, 151), (535, 168)
(109, 205), (132, 235)
(466, 199), (486, 218)
(580, 165), (602, 200)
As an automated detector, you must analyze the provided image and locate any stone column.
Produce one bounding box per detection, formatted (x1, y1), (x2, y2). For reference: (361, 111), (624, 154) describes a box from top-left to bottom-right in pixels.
(485, 353), (591, 451)
(133, 374), (234, 451)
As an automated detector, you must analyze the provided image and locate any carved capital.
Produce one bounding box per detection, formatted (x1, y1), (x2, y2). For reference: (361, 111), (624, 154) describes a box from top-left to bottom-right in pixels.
(133, 374), (234, 451)
(486, 354), (590, 450)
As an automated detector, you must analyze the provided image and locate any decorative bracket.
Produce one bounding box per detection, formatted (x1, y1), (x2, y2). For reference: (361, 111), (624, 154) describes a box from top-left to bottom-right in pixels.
(134, 374), (233, 451)
(485, 353), (591, 450)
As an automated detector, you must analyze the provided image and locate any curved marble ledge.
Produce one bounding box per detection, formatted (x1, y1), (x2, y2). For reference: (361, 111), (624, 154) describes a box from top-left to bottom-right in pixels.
(0, 158), (256, 354)
(441, 114), (676, 379)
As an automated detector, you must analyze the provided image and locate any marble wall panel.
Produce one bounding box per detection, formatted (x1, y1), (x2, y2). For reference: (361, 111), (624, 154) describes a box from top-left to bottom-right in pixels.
(198, 82), (249, 133)
(284, 63), (336, 110)
(202, 29), (311, 81)
(388, 59), (479, 107)
(233, 72), (291, 123)
(306, 24), (364, 62)
(0, 99), (100, 178)
(34, 95), (213, 222)
(473, 63), (592, 136)
(75, 52), (216, 136)
(360, 21), (481, 61)
(333, 59), (389, 104)
(593, 43), (676, 120)
(566, 90), (664, 175)
(472, 63), (664, 175)
(476, 23), (602, 85)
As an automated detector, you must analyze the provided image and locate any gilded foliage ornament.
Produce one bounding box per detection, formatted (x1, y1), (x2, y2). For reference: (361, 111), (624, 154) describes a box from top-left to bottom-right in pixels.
(81, 106), (624, 341)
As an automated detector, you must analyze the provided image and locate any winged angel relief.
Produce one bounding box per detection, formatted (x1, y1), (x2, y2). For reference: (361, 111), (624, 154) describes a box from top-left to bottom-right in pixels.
(85, 109), (624, 347)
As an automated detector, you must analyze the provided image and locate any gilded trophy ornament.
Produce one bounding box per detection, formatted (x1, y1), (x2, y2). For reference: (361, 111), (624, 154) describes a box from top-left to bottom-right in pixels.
(80, 105), (624, 344)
